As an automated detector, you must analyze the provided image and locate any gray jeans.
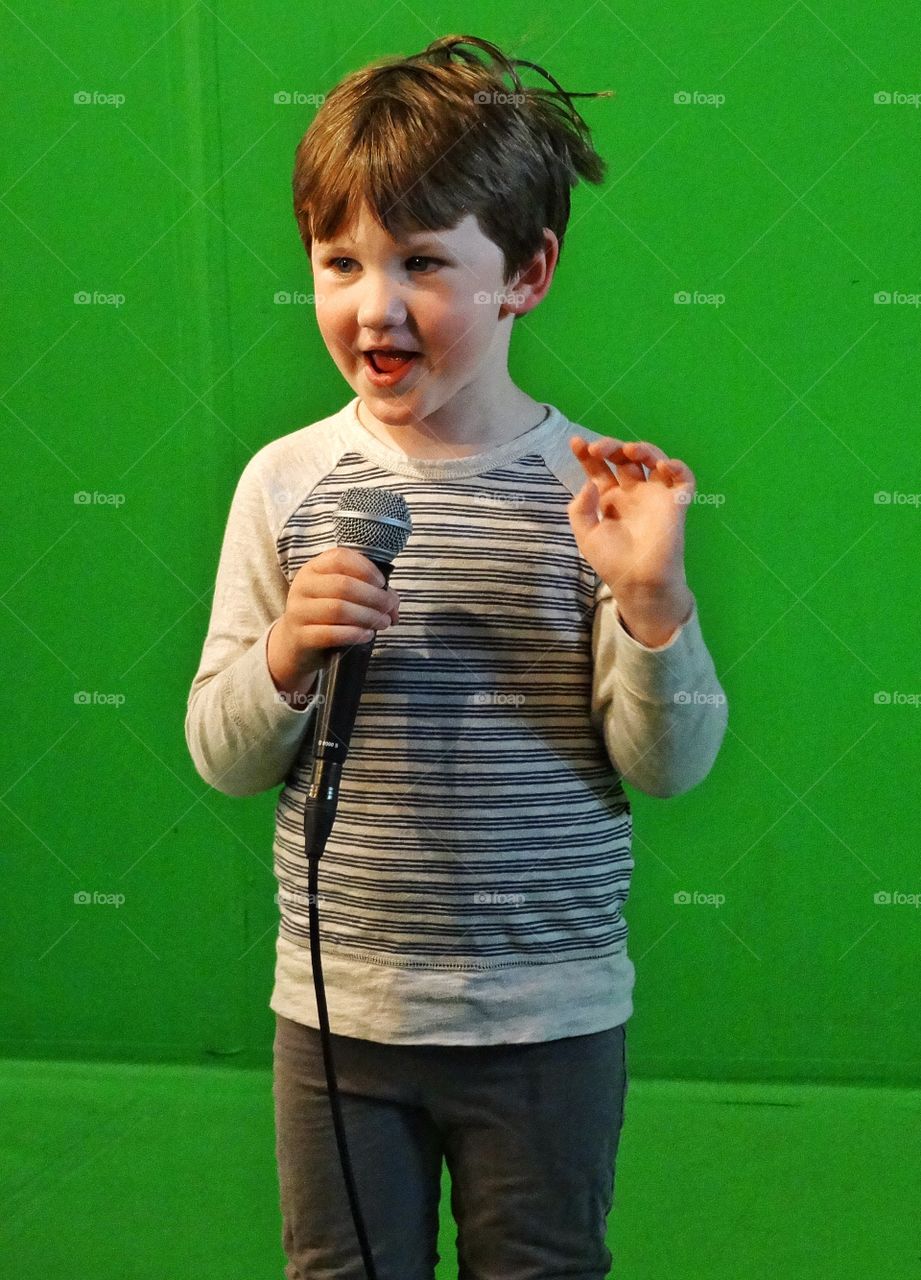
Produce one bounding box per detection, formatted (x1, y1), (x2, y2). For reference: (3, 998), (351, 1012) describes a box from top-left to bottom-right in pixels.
(272, 1012), (629, 1280)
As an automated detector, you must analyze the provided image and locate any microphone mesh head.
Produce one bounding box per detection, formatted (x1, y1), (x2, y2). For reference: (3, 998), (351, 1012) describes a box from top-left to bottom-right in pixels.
(334, 487), (412, 563)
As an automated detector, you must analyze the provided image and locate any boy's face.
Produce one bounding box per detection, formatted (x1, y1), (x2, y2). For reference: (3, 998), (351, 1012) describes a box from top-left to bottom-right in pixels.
(308, 200), (553, 432)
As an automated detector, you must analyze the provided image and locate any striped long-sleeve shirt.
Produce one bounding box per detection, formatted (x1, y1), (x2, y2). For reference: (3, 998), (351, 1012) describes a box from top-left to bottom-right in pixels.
(185, 396), (728, 1045)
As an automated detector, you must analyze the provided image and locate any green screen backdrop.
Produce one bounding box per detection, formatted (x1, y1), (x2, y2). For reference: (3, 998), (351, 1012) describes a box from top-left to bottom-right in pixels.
(2, 2), (917, 1084)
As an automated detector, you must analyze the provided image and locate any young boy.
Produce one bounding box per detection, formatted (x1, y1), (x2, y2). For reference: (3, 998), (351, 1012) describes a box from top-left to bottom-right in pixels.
(185, 33), (727, 1280)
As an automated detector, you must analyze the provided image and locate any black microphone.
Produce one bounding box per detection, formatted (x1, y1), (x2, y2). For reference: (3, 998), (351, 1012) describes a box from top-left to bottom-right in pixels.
(303, 486), (412, 858)
(299, 489), (412, 1280)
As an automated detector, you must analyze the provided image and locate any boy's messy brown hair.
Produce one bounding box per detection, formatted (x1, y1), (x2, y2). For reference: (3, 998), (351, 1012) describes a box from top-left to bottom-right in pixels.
(292, 34), (612, 287)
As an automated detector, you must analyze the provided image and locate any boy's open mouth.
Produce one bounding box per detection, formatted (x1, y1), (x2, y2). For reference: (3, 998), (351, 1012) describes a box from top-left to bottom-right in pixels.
(364, 350), (419, 374)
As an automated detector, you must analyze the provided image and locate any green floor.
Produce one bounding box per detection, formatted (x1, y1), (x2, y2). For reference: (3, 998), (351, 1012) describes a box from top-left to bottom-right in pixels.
(1, 1057), (918, 1278)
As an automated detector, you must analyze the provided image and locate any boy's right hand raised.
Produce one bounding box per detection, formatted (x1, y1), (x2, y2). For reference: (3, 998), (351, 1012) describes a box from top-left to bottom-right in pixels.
(267, 547), (400, 701)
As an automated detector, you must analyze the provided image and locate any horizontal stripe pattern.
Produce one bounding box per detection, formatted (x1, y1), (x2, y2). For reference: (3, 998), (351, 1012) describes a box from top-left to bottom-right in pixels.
(273, 447), (633, 966)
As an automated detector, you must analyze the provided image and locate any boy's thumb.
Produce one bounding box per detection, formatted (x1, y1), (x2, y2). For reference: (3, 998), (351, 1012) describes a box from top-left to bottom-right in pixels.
(568, 480), (598, 538)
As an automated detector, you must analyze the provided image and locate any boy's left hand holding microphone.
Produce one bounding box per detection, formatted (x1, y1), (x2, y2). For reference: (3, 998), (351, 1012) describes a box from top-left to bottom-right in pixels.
(567, 436), (696, 649)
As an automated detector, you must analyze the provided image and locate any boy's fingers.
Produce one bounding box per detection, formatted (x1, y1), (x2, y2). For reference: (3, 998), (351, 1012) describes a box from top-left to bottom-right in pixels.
(330, 547), (382, 578)
(572, 439), (623, 487)
(312, 547), (386, 588)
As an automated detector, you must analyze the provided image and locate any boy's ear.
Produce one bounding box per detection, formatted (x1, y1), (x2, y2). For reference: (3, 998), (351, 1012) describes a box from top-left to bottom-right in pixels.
(499, 228), (560, 319)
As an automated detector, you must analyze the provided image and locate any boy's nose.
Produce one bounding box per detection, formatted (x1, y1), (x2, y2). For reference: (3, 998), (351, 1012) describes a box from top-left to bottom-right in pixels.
(357, 284), (410, 330)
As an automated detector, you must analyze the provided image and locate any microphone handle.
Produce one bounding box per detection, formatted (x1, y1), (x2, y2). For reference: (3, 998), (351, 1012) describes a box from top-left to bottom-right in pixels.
(304, 557), (393, 858)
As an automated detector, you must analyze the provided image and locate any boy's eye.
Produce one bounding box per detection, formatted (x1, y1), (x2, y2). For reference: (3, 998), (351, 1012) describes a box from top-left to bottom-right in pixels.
(325, 256), (442, 274)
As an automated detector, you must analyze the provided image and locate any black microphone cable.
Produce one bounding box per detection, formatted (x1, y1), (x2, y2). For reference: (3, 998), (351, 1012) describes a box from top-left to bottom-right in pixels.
(302, 486), (412, 1280)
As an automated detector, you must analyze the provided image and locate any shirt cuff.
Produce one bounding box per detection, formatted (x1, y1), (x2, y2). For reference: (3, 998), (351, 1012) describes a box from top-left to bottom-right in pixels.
(614, 601), (691, 651)
(607, 595), (714, 704)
